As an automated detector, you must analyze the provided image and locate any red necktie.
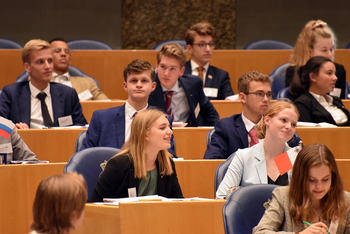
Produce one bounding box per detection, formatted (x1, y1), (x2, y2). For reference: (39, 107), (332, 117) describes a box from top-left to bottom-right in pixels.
(164, 91), (174, 118)
(248, 129), (259, 147)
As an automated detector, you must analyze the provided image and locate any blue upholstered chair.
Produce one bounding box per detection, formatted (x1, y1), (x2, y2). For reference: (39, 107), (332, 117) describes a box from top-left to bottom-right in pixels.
(346, 43), (350, 49)
(64, 147), (120, 201)
(0, 38), (23, 49)
(206, 128), (215, 144)
(67, 39), (113, 50)
(276, 87), (292, 99)
(151, 39), (187, 50)
(214, 152), (235, 196)
(222, 184), (279, 234)
(243, 39), (293, 50)
(75, 130), (87, 152)
(270, 63), (289, 97)
(15, 65), (101, 88)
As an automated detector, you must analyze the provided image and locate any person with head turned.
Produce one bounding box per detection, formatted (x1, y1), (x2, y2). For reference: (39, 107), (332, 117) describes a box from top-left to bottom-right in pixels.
(253, 143), (350, 233)
(148, 43), (219, 127)
(184, 22), (234, 100)
(29, 172), (87, 234)
(204, 71), (301, 160)
(0, 39), (87, 129)
(49, 38), (109, 100)
(216, 100), (299, 199)
(80, 59), (176, 156)
(286, 20), (346, 100)
(89, 109), (183, 202)
(294, 56), (350, 126)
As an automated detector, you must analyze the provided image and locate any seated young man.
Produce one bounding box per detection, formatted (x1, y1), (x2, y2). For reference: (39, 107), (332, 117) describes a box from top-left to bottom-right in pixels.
(81, 59), (176, 156)
(148, 43), (219, 127)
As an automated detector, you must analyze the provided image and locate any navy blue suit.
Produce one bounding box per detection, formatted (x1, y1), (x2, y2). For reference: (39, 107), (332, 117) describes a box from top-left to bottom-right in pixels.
(148, 73), (219, 127)
(184, 61), (234, 100)
(204, 114), (302, 159)
(0, 81), (87, 127)
(80, 104), (177, 157)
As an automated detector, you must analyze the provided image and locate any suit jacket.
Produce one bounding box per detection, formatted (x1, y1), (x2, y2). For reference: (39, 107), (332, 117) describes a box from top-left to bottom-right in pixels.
(253, 186), (350, 233)
(80, 104), (177, 156)
(0, 129), (38, 162)
(204, 114), (301, 159)
(184, 61), (234, 100)
(285, 63), (346, 99)
(89, 154), (183, 202)
(216, 140), (292, 199)
(51, 76), (109, 100)
(294, 92), (350, 126)
(0, 81), (87, 127)
(148, 73), (219, 127)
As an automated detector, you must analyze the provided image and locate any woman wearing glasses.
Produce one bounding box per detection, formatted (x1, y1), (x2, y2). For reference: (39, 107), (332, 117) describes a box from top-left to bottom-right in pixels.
(294, 56), (350, 126)
(216, 100), (299, 199)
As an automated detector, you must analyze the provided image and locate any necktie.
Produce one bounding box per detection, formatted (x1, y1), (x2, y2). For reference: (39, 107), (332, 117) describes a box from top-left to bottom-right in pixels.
(37, 93), (54, 127)
(248, 128), (259, 147)
(197, 66), (204, 80)
(164, 91), (174, 118)
(132, 112), (138, 119)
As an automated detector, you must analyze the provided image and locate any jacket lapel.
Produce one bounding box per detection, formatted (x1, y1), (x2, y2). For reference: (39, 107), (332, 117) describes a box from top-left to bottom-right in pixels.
(18, 83), (31, 126)
(254, 141), (267, 184)
(235, 115), (249, 147)
(115, 104), (126, 148)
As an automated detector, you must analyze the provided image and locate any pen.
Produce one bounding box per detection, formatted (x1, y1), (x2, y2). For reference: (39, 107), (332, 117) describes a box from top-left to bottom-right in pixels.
(303, 221), (330, 234)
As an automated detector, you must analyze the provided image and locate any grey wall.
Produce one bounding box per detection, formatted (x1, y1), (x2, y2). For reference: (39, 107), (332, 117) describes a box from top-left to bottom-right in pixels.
(236, 0), (350, 49)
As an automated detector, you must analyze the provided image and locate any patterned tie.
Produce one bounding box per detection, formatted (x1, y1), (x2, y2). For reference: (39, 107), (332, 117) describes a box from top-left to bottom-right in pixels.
(37, 93), (54, 127)
(164, 91), (174, 118)
(197, 66), (204, 80)
(132, 112), (138, 119)
(248, 128), (259, 147)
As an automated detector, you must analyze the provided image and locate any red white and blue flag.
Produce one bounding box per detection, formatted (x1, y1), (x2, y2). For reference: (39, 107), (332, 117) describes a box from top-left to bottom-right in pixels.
(0, 117), (15, 139)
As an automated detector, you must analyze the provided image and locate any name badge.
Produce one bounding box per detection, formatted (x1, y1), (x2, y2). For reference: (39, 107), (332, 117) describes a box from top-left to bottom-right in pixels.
(128, 187), (137, 197)
(194, 103), (200, 118)
(78, 90), (93, 101)
(328, 220), (339, 234)
(58, 115), (73, 127)
(0, 143), (13, 153)
(203, 88), (218, 97)
(330, 88), (341, 98)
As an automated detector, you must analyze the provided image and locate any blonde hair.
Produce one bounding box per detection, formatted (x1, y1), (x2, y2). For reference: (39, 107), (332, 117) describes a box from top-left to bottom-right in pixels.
(30, 172), (87, 234)
(257, 100), (299, 139)
(22, 39), (51, 64)
(112, 109), (173, 179)
(157, 43), (186, 68)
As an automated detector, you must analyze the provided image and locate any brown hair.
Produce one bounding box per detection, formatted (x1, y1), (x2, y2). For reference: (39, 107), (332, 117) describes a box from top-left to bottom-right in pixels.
(289, 143), (348, 224)
(157, 43), (186, 68)
(22, 39), (51, 64)
(112, 109), (173, 179)
(185, 22), (216, 45)
(30, 172), (87, 234)
(123, 59), (155, 82)
(237, 71), (272, 94)
(257, 100), (299, 139)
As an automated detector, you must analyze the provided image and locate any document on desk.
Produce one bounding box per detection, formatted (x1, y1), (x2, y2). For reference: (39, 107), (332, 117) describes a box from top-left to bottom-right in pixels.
(100, 196), (215, 205)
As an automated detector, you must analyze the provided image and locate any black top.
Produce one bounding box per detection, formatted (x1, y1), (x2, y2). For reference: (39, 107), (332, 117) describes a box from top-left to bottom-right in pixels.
(268, 173), (288, 186)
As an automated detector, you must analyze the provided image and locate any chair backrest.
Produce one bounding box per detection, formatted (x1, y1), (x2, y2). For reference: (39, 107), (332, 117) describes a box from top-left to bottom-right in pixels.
(64, 147), (120, 201)
(15, 65), (100, 88)
(151, 39), (187, 50)
(75, 130), (87, 152)
(276, 87), (292, 99)
(67, 39), (113, 50)
(214, 152), (235, 196)
(346, 43), (350, 49)
(270, 63), (289, 97)
(206, 128), (215, 144)
(345, 80), (350, 99)
(223, 184), (279, 234)
(0, 38), (23, 49)
(243, 39), (294, 50)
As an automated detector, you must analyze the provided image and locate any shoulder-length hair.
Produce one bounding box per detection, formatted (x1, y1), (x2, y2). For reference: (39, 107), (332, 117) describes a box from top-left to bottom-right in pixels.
(257, 100), (299, 139)
(113, 108), (173, 179)
(30, 172), (87, 234)
(289, 143), (347, 223)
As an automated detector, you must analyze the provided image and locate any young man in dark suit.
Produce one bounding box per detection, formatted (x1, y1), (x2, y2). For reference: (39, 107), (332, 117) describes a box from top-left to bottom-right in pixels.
(184, 22), (234, 100)
(148, 43), (219, 127)
(0, 39), (87, 129)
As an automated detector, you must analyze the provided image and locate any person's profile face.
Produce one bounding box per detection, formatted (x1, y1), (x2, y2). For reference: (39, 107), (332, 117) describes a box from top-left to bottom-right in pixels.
(24, 48), (53, 85)
(241, 81), (271, 117)
(123, 70), (156, 101)
(307, 164), (332, 204)
(309, 37), (334, 61)
(187, 34), (214, 66)
(156, 55), (184, 89)
(50, 40), (71, 73)
(309, 61), (337, 96)
(145, 115), (173, 152)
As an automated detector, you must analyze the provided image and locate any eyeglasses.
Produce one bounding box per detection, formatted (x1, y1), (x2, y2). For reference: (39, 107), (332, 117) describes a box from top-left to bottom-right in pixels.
(244, 91), (274, 99)
(53, 47), (72, 54)
(192, 43), (215, 49)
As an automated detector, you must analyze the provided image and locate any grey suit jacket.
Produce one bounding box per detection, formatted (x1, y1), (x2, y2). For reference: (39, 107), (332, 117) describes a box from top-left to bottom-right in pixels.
(216, 140), (292, 199)
(253, 186), (350, 233)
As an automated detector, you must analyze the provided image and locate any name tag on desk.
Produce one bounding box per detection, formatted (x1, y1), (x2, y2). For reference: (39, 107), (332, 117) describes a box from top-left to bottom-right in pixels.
(0, 143), (12, 153)
(58, 115), (73, 127)
(78, 90), (93, 101)
(203, 88), (218, 98)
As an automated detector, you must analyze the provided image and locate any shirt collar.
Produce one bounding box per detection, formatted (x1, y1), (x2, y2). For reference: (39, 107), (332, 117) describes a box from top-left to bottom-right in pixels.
(241, 112), (262, 132)
(125, 100), (148, 119)
(161, 80), (180, 93)
(52, 72), (70, 80)
(190, 59), (209, 72)
(29, 81), (51, 98)
(309, 91), (333, 104)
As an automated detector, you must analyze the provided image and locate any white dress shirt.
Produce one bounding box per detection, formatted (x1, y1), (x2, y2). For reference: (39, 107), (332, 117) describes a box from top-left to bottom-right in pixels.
(190, 59), (209, 85)
(53, 72), (72, 87)
(241, 112), (263, 146)
(124, 101), (148, 141)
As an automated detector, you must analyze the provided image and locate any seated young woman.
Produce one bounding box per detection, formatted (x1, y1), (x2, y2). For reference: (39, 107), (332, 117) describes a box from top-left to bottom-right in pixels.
(90, 109), (183, 202)
(216, 100), (299, 199)
(29, 172), (88, 234)
(253, 143), (350, 233)
(294, 56), (350, 126)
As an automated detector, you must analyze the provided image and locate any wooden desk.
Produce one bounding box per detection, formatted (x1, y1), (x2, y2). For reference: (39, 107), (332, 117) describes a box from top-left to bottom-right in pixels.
(80, 100), (125, 123)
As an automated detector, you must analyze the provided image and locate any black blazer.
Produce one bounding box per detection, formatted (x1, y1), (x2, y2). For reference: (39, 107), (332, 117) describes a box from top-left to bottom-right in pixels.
(294, 92), (350, 126)
(90, 154), (183, 202)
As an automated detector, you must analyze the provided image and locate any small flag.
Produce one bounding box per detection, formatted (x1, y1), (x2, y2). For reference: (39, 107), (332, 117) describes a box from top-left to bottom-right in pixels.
(208, 75), (213, 79)
(274, 146), (300, 175)
(0, 117), (15, 139)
